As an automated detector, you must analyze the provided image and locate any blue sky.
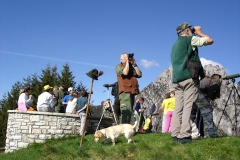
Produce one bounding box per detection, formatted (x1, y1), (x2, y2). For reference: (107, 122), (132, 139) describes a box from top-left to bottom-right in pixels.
(0, 0), (240, 105)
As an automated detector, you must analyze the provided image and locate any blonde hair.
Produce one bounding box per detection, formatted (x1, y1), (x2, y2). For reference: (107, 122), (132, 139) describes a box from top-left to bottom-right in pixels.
(19, 89), (24, 95)
(69, 92), (78, 101)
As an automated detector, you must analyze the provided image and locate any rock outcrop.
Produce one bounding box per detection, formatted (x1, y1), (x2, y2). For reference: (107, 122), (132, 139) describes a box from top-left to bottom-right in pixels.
(137, 64), (240, 136)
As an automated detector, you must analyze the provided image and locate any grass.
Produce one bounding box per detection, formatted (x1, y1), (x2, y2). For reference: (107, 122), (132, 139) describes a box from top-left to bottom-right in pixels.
(0, 133), (240, 160)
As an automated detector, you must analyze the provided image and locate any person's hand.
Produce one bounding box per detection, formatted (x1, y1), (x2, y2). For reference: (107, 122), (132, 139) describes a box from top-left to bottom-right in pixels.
(29, 95), (32, 99)
(193, 26), (202, 35)
(130, 57), (137, 66)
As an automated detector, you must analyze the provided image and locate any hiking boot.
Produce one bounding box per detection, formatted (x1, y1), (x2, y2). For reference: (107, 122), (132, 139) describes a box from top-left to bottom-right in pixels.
(178, 137), (192, 144)
(172, 136), (178, 143)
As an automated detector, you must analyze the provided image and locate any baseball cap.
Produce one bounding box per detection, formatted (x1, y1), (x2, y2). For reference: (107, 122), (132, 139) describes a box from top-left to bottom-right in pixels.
(44, 85), (53, 91)
(68, 87), (74, 92)
(53, 86), (58, 89)
(176, 22), (192, 34)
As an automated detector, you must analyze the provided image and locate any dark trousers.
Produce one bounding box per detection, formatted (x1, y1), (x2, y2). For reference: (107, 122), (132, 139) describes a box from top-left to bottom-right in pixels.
(113, 96), (120, 121)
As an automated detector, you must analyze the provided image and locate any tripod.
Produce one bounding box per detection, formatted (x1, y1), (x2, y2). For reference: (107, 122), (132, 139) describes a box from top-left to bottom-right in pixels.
(95, 87), (118, 132)
(217, 79), (240, 136)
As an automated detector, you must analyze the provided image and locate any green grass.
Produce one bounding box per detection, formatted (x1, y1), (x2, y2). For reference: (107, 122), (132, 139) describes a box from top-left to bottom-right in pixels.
(0, 133), (240, 160)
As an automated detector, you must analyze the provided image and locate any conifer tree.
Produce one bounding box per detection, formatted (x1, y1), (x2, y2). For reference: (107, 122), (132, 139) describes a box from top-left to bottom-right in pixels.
(51, 65), (60, 87)
(40, 64), (54, 86)
(76, 81), (87, 93)
(59, 63), (76, 91)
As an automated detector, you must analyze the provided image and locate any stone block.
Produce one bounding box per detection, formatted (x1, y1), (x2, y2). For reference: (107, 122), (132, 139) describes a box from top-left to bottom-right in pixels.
(30, 115), (40, 122)
(35, 122), (45, 126)
(22, 115), (30, 119)
(40, 126), (50, 129)
(27, 139), (34, 143)
(10, 142), (15, 147)
(42, 129), (47, 134)
(11, 136), (21, 140)
(51, 126), (57, 129)
(21, 126), (29, 130)
(15, 119), (24, 122)
(35, 139), (45, 143)
(22, 135), (29, 142)
(40, 115), (44, 120)
(45, 135), (52, 139)
(16, 129), (22, 133)
(27, 134), (38, 139)
(39, 134), (46, 139)
(50, 117), (57, 121)
(32, 129), (41, 134)
(47, 129), (55, 134)
(18, 142), (28, 148)
(55, 130), (64, 134)
(17, 114), (23, 119)
(33, 126), (40, 128)
(49, 122), (57, 126)
(62, 126), (72, 130)
(64, 130), (73, 134)
(12, 125), (20, 128)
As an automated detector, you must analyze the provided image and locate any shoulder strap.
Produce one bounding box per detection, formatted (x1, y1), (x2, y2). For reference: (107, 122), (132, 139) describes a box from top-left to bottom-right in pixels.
(186, 37), (189, 62)
(185, 36), (198, 62)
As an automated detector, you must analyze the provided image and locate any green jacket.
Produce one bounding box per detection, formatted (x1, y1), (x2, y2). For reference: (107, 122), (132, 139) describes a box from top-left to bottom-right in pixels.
(171, 36), (204, 83)
(54, 90), (64, 107)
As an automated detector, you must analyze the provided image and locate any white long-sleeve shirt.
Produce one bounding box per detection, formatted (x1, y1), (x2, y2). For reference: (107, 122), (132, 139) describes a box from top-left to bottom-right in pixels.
(18, 93), (33, 108)
(37, 92), (54, 108)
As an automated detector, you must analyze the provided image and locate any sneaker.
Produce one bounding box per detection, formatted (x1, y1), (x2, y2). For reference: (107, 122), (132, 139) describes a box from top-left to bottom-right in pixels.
(178, 137), (192, 144)
(192, 133), (200, 139)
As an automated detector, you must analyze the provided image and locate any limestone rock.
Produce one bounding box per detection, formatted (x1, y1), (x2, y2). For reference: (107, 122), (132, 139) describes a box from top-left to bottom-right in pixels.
(137, 65), (240, 136)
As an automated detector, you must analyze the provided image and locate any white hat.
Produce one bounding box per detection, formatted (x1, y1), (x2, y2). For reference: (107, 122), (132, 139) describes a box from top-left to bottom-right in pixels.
(68, 87), (74, 92)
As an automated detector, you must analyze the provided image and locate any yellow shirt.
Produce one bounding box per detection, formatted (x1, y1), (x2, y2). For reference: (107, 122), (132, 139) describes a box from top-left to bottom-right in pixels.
(162, 99), (169, 114)
(166, 97), (175, 111)
(143, 118), (151, 130)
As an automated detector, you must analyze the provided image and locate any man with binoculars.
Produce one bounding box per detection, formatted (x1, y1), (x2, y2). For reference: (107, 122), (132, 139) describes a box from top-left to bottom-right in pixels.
(171, 22), (214, 144)
(116, 53), (142, 124)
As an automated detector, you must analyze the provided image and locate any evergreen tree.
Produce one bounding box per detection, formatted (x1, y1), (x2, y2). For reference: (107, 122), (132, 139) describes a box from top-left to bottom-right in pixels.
(76, 81), (87, 93)
(39, 64), (54, 86)
(51, 65), (60, 87)
(28, 74), (42, 109)
(59, 63), (76, 92)
(0, 98), (7, 147)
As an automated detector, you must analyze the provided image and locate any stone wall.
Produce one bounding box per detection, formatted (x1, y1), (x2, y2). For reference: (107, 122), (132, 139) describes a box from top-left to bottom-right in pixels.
(5, 110), (113, 153)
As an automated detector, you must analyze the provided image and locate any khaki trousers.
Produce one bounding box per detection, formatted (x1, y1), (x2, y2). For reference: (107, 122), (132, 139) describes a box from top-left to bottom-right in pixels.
(171, 78), (199, 138)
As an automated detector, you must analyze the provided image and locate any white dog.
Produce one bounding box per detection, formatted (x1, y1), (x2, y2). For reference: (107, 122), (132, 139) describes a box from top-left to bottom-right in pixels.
(94, 122), (137, 146)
